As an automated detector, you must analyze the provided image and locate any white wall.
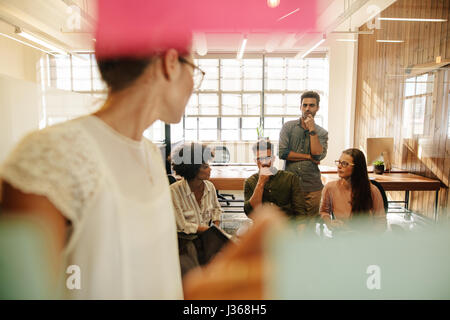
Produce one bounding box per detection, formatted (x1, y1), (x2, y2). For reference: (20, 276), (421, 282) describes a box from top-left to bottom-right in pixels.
(0, 34), (99, 164)
(0, 75), (41, 163)
(325, 35), (358, 166)
(0, 29), (41, 83)
(0, 75), (101, 164)
(0, 27), (43, 163)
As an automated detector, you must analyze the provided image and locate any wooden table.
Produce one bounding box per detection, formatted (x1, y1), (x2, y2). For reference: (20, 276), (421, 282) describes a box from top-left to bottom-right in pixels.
(209, 164), (441, 220)
(209, 164), (409, 191)
(209, 165), (258, 191)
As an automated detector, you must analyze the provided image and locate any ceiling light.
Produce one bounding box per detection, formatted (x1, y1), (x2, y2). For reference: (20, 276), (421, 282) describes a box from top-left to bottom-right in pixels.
(194, 33), (208, 56)
(277, 8), (300, 21)
(331, 30), (374, 35)
(296, 34), (326, 59)
(15, 28), (67, 55)
(376, 40), (404, 43)
(237, 36), (248, 60)
(0, 32), (56, 56)
(378, 18), (447, 22)
(267, 0), (280, 8)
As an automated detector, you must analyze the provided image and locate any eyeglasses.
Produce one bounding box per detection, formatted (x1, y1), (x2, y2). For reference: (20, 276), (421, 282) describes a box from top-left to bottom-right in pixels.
(256, 156), (274, 162)
(334, 160), (355, 168)
(178, 56), (205, 90)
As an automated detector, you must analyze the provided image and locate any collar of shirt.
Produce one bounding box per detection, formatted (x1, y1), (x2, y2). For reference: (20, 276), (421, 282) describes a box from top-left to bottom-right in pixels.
(182, 179), (211, 197)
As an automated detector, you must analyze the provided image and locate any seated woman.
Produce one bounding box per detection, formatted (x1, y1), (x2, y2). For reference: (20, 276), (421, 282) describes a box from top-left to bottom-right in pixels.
(170, 143), (225, 276)
(320, 148), (387, 233)
(170, 143), (222, 233)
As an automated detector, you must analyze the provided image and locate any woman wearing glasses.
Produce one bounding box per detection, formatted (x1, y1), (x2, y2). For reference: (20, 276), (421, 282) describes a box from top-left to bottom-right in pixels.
(1, 45), (206, 298)
(320, 148), (387, 233)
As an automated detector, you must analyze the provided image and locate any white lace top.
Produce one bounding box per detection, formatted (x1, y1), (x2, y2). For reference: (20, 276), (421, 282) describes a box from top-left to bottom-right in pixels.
(0, 115), (183, 299)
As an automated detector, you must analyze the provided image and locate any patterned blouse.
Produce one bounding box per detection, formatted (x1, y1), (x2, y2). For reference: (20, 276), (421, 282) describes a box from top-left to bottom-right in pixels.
(170, 179), (223, 234)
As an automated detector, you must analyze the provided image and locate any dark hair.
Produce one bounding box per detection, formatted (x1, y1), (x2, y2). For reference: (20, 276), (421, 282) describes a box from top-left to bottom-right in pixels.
(96, 57), (155, 93)
(342, 148), (373, 215)
(252, 139), (273, 154)
(301, 91), (320, 106)
(171, 143), (214, 181)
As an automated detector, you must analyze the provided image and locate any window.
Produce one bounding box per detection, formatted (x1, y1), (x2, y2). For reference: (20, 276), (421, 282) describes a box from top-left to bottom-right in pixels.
(42, 53), (107, 126)
(264, 57), (329, 133)
(42, 53), (329, 143)
(184, 55), (329, 142)
(447, 88), (450, 139)
(402, 73), (434, 137)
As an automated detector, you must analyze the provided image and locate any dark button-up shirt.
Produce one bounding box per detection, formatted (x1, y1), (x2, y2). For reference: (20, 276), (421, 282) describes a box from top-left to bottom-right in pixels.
(244, 170), (305, 218)
(278, 119), (328, 192)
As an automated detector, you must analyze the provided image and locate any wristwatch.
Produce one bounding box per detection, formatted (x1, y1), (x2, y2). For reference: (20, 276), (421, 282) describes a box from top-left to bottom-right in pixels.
(309, 130), (317, 136)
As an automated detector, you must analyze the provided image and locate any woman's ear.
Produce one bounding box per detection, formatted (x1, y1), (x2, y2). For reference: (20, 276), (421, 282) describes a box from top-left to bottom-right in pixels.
(162, 49), (180, 81)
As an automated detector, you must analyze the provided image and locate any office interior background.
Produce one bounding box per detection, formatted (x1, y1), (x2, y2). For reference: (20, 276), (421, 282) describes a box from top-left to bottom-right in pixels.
(0, 0), (448, 221)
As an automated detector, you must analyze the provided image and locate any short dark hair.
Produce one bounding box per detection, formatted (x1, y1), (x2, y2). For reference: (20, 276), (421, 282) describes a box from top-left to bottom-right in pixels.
(96, 57), (155, 93)
(252, 139), (273, 154)
(171, 143), (214, 181)
(301, 91), (320, 106)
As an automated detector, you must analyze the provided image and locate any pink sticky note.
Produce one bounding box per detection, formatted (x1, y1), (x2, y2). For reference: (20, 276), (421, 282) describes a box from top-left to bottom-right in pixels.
(95, 0), (318, 58)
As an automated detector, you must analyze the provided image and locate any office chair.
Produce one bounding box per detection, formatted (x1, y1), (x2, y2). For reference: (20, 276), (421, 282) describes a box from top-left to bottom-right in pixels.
(212, 146), (235, 205)
(370, 179), (388, 213)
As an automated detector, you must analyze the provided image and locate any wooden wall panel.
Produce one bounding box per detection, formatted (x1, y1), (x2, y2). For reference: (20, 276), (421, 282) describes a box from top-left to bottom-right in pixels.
(354, 0), (450, 220)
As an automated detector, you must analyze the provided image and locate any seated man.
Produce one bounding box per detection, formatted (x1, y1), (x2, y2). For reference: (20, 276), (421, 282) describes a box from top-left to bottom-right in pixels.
(244, 140), (306, 221)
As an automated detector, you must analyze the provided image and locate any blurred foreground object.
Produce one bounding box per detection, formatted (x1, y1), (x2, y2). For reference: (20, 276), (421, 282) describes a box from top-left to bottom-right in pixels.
(0, 214), (62, 299)
(95, 0), (317, 58)
(265, 217), (450, 299)
(183, 205), (287, 300)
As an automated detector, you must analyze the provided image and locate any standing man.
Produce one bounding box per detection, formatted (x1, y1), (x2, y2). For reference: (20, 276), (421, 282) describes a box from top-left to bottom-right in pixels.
(278, 91), (328, 219)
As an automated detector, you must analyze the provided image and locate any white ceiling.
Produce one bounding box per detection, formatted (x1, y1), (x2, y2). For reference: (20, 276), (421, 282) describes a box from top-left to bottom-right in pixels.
(0, 0), (397, 55)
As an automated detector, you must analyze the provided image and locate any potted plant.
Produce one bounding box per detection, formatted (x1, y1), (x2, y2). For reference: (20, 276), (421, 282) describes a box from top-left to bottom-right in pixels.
(256, 125), (268, 140)
(373, 160), (385, 174)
